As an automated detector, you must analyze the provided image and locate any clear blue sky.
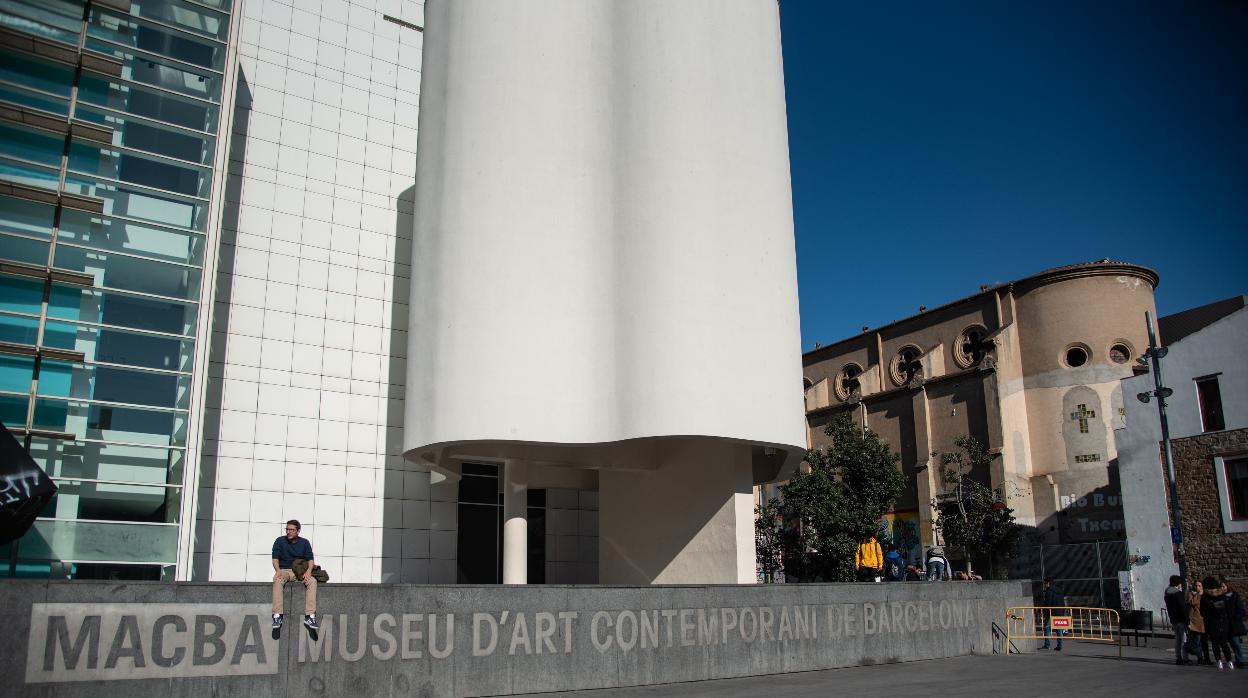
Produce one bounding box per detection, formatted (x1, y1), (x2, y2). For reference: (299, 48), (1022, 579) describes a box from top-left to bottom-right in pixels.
(780, 0), (1248, 350)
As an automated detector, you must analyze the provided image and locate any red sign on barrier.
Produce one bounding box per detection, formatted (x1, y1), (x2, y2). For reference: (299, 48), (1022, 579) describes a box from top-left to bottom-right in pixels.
(1052, 616), (1072, 628)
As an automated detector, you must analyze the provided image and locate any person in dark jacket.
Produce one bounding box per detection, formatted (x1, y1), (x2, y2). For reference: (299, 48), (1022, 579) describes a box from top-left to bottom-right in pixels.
(1040, 576), (1066, 651)
(1163, 575), (1189, 664)
(1200, 575), (1234, 670)
(1219, 576), (1245, 668)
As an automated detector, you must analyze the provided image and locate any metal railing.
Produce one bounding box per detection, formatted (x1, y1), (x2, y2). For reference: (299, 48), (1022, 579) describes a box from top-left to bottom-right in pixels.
(1004, 606), (1121, 658)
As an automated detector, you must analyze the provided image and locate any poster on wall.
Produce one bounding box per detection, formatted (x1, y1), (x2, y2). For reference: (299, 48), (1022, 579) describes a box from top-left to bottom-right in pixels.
(882, 511), (922, 564)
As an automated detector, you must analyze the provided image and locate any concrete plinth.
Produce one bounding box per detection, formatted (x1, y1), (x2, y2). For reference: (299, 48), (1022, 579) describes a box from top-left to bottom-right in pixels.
(0, 579), (1032, 697)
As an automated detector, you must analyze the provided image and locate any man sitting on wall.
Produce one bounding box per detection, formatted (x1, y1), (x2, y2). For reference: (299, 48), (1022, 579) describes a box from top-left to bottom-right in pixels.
(272, 519), (318, 631)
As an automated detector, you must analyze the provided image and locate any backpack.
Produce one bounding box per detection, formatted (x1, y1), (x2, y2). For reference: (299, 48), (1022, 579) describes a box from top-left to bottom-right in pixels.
(886, 556), (905, 581)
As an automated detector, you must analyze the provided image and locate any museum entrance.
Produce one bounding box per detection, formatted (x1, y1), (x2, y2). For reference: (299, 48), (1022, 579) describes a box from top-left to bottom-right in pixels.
(455, 462), (546, 583)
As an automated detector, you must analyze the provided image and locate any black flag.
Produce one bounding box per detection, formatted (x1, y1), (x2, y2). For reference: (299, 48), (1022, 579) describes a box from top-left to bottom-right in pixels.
(0, 423), (57, 546)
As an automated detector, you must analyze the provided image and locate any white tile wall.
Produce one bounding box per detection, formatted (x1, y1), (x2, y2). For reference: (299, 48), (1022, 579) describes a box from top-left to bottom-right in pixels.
(201, 0), (437, 583)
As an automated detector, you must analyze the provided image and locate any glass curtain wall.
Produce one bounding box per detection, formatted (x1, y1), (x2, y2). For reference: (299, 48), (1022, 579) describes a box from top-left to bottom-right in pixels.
(0, 0), (232, 580)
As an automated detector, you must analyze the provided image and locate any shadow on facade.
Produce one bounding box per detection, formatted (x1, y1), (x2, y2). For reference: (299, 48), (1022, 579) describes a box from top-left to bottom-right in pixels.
(190, 74), (251, 580)
(379, 184), (416, 584)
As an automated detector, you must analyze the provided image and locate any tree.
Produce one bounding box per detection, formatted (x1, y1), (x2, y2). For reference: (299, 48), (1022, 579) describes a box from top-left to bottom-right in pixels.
(933, 435), (1022, 579)
(780, 415), (906, 582)
(754, 496), (785, 583)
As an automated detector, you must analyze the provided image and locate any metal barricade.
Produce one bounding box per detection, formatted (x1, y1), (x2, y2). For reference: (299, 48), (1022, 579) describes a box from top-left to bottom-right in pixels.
(1004, 606), (1121, 658)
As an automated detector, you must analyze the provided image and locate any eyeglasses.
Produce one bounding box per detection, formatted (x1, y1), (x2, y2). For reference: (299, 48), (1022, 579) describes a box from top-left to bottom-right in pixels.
(285, 527), (298, 532)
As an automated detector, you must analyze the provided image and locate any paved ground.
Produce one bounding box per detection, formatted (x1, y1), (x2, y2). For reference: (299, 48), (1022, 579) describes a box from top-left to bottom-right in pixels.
(513, 641), (1246, 697)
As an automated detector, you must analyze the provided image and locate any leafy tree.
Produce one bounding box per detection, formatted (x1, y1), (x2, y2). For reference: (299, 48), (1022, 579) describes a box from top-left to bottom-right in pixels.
(933, 435), (1022, 579)
(754, 496), (785, 583)
(781, 415), (906, 582)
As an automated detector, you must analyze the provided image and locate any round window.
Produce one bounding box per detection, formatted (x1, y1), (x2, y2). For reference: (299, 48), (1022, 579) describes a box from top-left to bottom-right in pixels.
(954, 325), (992, 368)
(834, 363), (862, 401)
(890, 346), (923, 386)
(1108, 343), (1132, 364)
(1065, 345), (1089, 368)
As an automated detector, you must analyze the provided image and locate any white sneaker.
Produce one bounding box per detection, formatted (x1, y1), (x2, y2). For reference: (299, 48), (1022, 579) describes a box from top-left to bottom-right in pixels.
(1217, 660), (1226, 670)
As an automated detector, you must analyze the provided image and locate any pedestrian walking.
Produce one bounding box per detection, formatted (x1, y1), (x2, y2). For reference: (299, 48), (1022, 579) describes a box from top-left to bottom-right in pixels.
(1040, 576), (1067, 651)
(1201, 575), (1235, 670)
(1163, 575), (1190, 665)
(1222, 577), (1246, 668)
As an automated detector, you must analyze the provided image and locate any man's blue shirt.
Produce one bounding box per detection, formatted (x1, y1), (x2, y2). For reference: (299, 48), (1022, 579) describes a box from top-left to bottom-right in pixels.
(272, 535), (314, 568)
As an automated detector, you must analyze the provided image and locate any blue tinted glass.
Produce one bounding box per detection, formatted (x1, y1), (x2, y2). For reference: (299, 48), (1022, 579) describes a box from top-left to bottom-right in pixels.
(68, 141), (210, 198)
(0, 233), (50, 265)
(31, 397), (68, 431)
(131, 0), (228, 41)
(0, 51), (74, 98)
(0, 158), (60, 190)
(47, 285), (97, 324)
(58, 208), (205, 265)
(0, 195), (56, 238)
(77, 76), (219, 133)
(0, 354), (35, 392)
(0, 82), (69, 116)
(54, 245), (202, 299)
(40, 322), (193, 371)
(102, 291), (195, 335)
(60, 178), (205, 230)
(0, 123), (65, 167)
(0, 275), (44, 314)
(75, 108), (215, 165)
(38, 361), (185, 409)
(0, 392), (28, 428)
(37, 359), (72, 396)
(88, 9), (224, 70)
(84, 40), (220, 101)
(31, 437), (180, 483)
(0, 313), (40, 344)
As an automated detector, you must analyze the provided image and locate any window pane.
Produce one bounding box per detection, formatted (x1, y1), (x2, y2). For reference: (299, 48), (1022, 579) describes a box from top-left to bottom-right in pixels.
(0, 156), (60, 191)
(43, 320), (195, 372)
(18, 518), (178, 563)
(1197, 378), (1226, 432)
(0, 50), (75, 98)
(38, 359), (190, 409)
(58, 208), (205, 265)
(131, 0), (229, 41)
(0, 232), (50, 265)
(0, 275), (44, 314)
(0, 353), (35, 392)
(0, 1), (80, 44)
(0, 392), (28, 429)
(0, 312), (40, 345)
(32, 397), (187, 446)
(79, 75), (219, 132)
(31, 437), (183, 485)
(1226, 459), (1248, 521)
(45, 479), (182, 524)
(68, 140), (212, 198)
(84, 40), (221, 101)
(89, 8), (225, 70)
(75, 106), (216, 166)
(47, 285), (198, 335)
(0, 122), (65, 168)
(0, 194), (56, 238)
(60, 176), (207, 230)
(54, 244), (202, 299)
(0, 81), (70, 116)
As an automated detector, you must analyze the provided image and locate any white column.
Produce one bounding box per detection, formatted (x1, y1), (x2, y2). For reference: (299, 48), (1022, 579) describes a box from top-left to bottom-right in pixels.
(502, 460), (529, 584)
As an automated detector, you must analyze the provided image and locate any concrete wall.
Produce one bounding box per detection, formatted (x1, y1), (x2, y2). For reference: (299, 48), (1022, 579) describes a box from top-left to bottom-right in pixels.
(0, 580), (1031, 697)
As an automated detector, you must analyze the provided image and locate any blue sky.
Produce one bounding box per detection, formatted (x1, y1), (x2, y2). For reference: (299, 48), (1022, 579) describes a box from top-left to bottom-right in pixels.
(780, 1), (1248, 350)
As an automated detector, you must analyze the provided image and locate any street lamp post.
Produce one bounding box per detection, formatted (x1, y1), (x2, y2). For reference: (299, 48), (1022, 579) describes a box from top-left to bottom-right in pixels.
(1136, 311), (1188, 585)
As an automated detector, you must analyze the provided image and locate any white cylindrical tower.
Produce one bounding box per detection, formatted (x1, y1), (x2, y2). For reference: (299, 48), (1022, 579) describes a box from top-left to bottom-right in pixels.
(406, 0), (806, 583)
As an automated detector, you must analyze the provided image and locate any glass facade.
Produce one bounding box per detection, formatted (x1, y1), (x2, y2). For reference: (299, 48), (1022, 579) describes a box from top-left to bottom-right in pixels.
(0, 0), (232, 580)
